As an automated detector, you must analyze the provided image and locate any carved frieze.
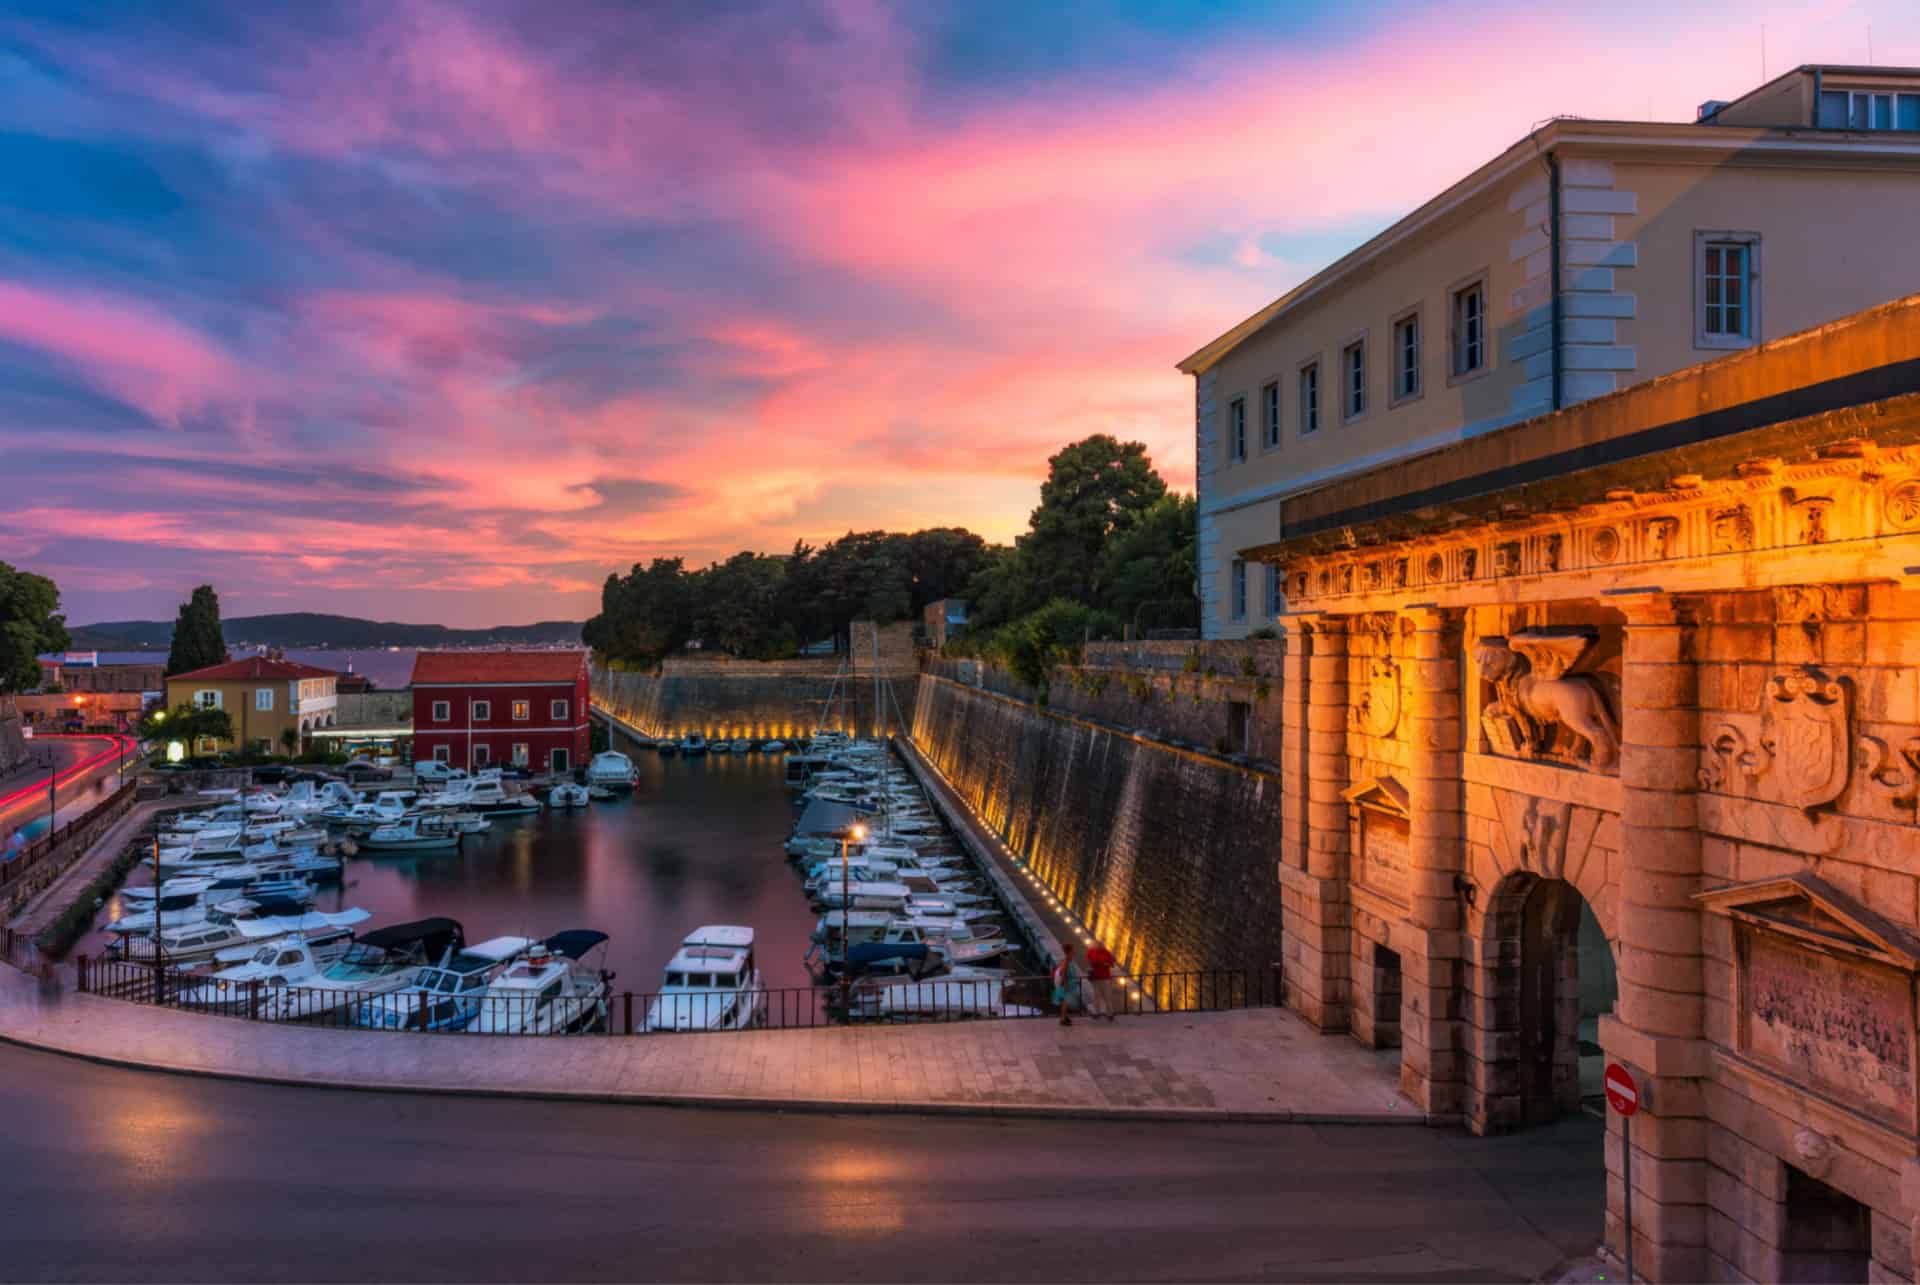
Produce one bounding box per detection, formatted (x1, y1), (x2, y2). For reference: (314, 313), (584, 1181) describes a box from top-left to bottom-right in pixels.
(1589, 527), (1620, 564)
(1646, 516), (1679, 559)
(1710, 505), (1754, 553)
(1886, 478), (1920, 531)
(1773, 585), (1850, 625)
(1474, 628), (1621, 773)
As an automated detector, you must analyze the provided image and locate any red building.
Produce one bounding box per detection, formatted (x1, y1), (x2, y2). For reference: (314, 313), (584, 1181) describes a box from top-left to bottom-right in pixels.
(409, 651), (590, 775)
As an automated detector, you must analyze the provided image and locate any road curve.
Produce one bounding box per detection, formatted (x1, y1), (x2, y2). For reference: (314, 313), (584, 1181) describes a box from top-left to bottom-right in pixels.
(0, 1042), (1600, 1282)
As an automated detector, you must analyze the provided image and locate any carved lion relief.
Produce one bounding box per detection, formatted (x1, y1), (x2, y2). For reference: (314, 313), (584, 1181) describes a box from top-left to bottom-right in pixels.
(1474, 628), (1622, 772)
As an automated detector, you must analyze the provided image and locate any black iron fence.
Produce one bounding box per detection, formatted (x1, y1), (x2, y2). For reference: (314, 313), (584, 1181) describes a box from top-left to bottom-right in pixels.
(74, 956), (1281, 1037)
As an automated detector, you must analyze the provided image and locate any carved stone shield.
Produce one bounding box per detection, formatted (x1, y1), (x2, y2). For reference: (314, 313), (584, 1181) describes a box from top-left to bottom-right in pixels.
(1761, 671), (1851, 809)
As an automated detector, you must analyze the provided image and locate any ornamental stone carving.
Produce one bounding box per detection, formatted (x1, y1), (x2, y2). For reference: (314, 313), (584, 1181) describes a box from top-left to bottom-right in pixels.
(1774, 585), (1849, 625)
(1590, 527), (1620, 564)
(1758, 669), (1852, 810)
(1886, 479), (1920, 531)
(1710, 505), (1754, 553)
(1494, 541), (1522, 577)
(1474, 628), (1621, 772)
(1646, 517), (1679, 559)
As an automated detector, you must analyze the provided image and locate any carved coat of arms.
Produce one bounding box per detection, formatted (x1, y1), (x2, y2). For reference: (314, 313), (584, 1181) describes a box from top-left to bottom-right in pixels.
(1760, 671), (1851, 809)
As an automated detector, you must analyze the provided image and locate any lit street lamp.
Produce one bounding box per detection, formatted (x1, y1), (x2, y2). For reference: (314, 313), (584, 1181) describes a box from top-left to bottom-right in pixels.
(839, 821), (866, 1016)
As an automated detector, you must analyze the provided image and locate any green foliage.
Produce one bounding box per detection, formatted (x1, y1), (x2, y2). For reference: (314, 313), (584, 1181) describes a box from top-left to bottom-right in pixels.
(1126, 675), (1155, 703)
(139, 703), (233, 747)
(1253, 680), (1271, 702)
(166, 585), (227, 676)
(984, 599), (1121, 688)
(279, 727), (299, 754)
(1248, 626), (1279, 640)
(1181, 651), (1200, 674)
(584, 528), (997, 668)
(1094, 493), (1198, 634)
(0, 562), (70, 695)
(1238, 655), (1257, 677)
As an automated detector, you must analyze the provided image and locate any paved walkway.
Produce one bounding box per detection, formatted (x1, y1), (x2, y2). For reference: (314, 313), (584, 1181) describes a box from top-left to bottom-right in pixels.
(0, 963), (1423, 1121)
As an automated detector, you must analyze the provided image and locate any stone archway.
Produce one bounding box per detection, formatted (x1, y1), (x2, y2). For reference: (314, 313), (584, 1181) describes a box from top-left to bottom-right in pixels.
(1478, 871), (1618, 1128)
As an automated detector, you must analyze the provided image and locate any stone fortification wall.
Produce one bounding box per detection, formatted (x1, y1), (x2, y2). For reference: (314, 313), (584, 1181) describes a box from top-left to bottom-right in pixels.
(1048, 640), (1283, 760)
(592, 660), (916, 740)
(910, 672), (1283, 980)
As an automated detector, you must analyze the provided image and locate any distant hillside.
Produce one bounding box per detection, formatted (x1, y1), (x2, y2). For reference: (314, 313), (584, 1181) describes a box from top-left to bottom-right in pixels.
(68, 613), (585, 651)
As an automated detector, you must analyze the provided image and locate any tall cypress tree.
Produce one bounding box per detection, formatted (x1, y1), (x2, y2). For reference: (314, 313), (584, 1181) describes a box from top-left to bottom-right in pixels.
(166, 584), (228, 675)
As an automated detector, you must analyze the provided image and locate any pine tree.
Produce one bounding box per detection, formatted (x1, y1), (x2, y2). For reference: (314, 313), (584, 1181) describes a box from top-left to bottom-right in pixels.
(166, 584), (228, 676)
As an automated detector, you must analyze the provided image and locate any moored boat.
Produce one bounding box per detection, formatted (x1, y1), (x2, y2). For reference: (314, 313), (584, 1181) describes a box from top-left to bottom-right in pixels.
(643, 925), (765, 1032)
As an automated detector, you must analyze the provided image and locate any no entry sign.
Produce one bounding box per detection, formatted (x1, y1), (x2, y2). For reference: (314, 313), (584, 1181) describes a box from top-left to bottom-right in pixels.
(1604, 1062), (1639, 1117)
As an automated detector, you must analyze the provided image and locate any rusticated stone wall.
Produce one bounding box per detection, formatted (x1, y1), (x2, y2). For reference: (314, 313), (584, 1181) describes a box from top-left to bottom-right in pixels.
(592, 662), (916, 740)
(910, 672), (1283, 978)
(1049, 640), (1284, 760)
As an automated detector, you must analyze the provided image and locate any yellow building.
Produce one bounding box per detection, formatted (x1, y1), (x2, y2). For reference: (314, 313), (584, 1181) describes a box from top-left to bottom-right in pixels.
(163, 656), (341, 754)
(1180, 64), (1920, 637)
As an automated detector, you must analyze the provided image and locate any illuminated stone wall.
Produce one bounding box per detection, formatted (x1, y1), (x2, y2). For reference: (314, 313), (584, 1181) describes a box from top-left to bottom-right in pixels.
(910, 671), (1283, 979)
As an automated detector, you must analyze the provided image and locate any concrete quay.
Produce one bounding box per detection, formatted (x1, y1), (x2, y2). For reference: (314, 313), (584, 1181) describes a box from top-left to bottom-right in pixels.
(0, 962), (1421, 1122)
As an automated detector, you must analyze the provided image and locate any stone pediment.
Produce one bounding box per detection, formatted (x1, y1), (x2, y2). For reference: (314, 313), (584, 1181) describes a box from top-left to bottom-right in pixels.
(1696, 873), (1920, 971)
(1342, 775), (1410, 819)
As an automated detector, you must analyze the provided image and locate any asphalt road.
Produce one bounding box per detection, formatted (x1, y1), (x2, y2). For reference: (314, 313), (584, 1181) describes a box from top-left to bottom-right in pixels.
(0, 1042), (1602, 1283)
(0, 735), (130, 842)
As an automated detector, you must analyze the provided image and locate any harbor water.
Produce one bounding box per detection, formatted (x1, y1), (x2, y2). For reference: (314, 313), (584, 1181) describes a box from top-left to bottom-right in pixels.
(83, 750), (827, 993)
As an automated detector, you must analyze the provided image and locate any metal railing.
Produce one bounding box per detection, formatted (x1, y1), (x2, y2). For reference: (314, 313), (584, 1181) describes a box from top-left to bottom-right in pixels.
(74, 958), (1281, 1037)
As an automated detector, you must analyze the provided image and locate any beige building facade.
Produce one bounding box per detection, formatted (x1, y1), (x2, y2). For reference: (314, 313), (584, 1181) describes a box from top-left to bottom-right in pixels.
(1182, 65), (1920, 640)
(1250, 295), (1920, 1281)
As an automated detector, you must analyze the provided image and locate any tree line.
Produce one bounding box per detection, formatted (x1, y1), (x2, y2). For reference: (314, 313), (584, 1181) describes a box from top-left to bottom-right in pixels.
(583, 434), (1196, 682)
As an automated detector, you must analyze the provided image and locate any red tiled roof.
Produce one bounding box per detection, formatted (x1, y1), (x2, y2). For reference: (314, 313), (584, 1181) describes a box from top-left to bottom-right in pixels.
(409, 650), (588, 685)
(167, 656), (342, 683)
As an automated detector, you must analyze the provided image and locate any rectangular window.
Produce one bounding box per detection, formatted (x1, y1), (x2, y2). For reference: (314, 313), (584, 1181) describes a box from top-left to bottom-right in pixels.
(472, 744), (490, 767)
(471, 699), (491, 721)
(1393, 313), (1420, 400)
(432, 700), (450, 722)
(1261, 381), (1280, 448)
(1298, 363), (1319, 434)
(195, 689), (220, 710)
(551, 748), (570, 774)
(511, 700), (530, 721)
(1343, 339), (1366, 420)
(1264, 563), (1281, 618)
(1697, 232), (1760, 348)
(1451, 281), (1485, 376)
(1818, 89), (1918, 130)
(511, 743), (529, 767)
(254, 688), (273, 711)
(1227, 397), (1246, 462)
(1230, 558), (1247, 621)
(550, 699), (569, 720)
(432, 744), (450, 763)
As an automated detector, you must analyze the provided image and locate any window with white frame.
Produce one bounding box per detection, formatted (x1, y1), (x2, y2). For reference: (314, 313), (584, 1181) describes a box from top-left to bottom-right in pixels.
(1264, 563), (1281, 618)
(1298, 362), (1319, 434)
(512, 699), (530, 721)
(1451, 280), (1486, 376)
(1230, 558), (1247, 621)
(194, 689), (221, 710)
(511, 743), (529, 767)
(432, 700), (450, 722)
(254, 688), (273, 711)
(1818, 89), (1920, 131)
(1393, 312), (1420, 401)
(551, 748), (570, 773)
(471, 699), (491, 721)
(1343, 339), (1366, 420)
(1696, 232), (1760, 348)
(1228, 397), (1247, 462)
(432, 744), (450, 763)
(473, 743), (490, 767)
(551, 699), (569, 720)
(1261, 381), (1280, 448)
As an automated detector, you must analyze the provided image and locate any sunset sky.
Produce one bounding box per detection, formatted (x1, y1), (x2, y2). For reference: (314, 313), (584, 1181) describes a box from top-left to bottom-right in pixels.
(3, 0), (1912, 626)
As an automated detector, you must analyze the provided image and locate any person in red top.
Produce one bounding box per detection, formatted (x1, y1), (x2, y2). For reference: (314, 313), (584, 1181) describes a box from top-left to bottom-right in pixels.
(1084, 942), (1118, 1022)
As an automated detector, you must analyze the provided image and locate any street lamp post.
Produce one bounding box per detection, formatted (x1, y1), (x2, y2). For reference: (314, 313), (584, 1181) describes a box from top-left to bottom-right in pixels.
(839, 821), (866, 1017)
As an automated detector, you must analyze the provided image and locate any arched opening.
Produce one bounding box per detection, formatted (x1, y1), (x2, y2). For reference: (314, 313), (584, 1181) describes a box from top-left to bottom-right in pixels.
(1484, 872), (1618, 1126)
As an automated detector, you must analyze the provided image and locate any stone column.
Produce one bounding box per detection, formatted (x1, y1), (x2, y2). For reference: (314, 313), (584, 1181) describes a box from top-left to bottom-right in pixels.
(1601, 595), (1710, 1282)
(1276, 614), (1350, 1031)
(1397, 605), (1468, 1118)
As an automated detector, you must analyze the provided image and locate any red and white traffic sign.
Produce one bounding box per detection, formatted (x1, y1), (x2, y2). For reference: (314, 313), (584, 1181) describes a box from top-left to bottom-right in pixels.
(1603, 1062), (1639, 1117)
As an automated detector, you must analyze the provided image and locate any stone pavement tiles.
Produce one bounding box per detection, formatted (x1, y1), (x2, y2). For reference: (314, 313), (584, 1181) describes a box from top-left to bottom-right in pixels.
(0, 965), (1423, 1121)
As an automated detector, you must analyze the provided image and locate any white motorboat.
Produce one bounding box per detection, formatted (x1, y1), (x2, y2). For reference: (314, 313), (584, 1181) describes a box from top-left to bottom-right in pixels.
(262, 918), (464, 1020)
(710, 740), (733, 754)
(761, 740), (786, 753)
(811, 880), (914, 912)
(728, 740), (751, 753)
(359, 814), (463, 853)
(117, 902), (369, 964)
(586, 751), (638, 791)
(547, 782), (591, 810)
(806, 912), (945, 968)
(419, 774), (539, 817)
(873, 977), (1040, 1020)
(470, 932), (611, 1034)
(644, 926), (766, 1032)
(904, 895), (1001, 923)
(679, 734), (709, 756)
(178, 932), (347, 1009)
(352, 935), (537, 1031)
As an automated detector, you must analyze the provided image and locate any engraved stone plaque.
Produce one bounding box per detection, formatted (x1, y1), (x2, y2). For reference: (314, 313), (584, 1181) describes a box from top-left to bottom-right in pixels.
(1357, 810), (1410, 905)
(1741, 926), (1915, 1129)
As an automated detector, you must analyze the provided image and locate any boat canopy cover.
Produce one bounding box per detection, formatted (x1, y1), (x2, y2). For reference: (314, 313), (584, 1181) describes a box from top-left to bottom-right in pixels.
(846, 942), (930, 968)
(545, 929), (609, 960)
(359, 916), (463, 956)
(792, 798), (864, 838)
